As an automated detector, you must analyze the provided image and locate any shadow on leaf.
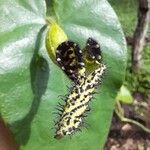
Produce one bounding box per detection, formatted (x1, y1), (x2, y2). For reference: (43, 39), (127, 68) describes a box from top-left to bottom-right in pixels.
(8, 25), (49, 145)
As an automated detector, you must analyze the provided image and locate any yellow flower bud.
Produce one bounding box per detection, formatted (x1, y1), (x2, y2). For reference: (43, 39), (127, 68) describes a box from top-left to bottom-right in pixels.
(45, 22), (68, 63)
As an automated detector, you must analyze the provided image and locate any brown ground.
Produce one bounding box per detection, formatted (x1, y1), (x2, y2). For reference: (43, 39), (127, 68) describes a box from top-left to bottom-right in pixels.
(105, 113), (150, 150)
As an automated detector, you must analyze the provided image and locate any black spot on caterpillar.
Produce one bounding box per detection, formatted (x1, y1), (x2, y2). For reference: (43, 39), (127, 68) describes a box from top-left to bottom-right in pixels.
(54, 38), (106, 139)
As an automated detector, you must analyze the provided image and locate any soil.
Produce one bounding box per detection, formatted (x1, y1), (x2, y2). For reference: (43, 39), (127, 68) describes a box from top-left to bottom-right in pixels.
(105, 112), (150, 150)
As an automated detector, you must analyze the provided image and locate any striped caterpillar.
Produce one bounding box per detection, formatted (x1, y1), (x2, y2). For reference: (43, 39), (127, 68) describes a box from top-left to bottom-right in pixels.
(54, 38), (106, 139)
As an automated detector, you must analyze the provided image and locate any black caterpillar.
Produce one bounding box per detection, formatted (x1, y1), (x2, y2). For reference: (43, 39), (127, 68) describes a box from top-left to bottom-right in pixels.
(54, 38), (106, 139)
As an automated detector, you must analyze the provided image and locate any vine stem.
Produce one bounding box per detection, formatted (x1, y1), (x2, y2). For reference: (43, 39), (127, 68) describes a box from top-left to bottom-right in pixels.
(45, 17), (56, 25)
(115, 100), (150, 134)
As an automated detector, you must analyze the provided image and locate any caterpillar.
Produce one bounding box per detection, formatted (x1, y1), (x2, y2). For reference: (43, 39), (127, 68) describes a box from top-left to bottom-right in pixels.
(54, 38), (106, 139)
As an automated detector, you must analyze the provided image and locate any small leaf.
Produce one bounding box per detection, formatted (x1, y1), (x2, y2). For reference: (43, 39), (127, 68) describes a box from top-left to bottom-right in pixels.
(116, 85), (133, 104)
(45, 21), (68, 63)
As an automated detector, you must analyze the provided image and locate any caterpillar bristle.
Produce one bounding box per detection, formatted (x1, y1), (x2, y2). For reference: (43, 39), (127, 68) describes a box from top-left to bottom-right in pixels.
(52, 111), (59, 115)
(53, 120), (58, 126)
(58, 101), (64, 105)
(54, 133), (63, 140)
(75, 128), (82, 132)
(86, 107), (91, 112)
(92, 91), (98, 95)
(57, 103), (64, 109)
(55, 107), (64, 112)
(81, 114), (88, 118)
(55, 104), (64, 109)
(51, 127), (55, 130)
(83, 122), (90, 129)
(66, 85), (71, 90)
(56, 104), (64, 109)
(57, 95), (66, 100)
(53, 113), (62, 118)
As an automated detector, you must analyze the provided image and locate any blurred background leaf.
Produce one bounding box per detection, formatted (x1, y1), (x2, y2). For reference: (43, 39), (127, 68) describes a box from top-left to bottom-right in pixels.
(116, 85), (133, 104)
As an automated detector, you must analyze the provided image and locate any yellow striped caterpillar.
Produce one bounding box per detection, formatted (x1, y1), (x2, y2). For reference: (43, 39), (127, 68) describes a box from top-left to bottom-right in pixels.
(54, 38), (106, 139)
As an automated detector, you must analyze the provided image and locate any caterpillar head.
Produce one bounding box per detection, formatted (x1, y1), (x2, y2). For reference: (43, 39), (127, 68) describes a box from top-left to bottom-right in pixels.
(85, 38), (102, 63)
(56, 41), (85, 82)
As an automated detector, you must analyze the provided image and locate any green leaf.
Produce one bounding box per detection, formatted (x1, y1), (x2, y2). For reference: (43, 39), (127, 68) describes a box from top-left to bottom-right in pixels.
(0, 0), (127, 150)
(116, 85), (133, 104)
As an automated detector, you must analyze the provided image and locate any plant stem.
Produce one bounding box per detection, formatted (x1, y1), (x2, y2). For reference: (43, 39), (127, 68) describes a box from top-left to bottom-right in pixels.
(115, 100), (150, 134)
(45, 17), (56, 25)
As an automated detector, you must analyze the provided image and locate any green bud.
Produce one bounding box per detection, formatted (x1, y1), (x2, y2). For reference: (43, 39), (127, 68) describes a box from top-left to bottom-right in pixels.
(45, 22), (68, 63)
